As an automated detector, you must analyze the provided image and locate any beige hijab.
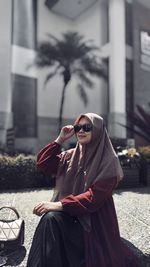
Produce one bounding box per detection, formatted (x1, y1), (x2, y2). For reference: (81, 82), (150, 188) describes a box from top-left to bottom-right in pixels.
(54, 113), (123, 231)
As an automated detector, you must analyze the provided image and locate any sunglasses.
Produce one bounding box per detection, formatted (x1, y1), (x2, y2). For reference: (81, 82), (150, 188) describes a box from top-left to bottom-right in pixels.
(74, 124), (93, 133)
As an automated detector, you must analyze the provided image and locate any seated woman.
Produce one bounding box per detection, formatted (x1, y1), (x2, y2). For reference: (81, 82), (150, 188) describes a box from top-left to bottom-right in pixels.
(27, 113), (141, 267)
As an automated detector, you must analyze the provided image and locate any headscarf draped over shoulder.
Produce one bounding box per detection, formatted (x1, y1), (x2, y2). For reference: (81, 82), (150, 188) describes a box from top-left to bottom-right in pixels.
(53, 113), (123, 231)
(53, 113), (123, 232)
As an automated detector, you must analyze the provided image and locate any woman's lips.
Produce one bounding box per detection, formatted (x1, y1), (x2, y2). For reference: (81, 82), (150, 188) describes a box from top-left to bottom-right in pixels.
(77, 134), (86, 138)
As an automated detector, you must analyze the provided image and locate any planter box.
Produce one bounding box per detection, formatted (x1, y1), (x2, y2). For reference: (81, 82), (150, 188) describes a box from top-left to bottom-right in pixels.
(147, 165), (150, 186)
(139, 160), (150, 186)
(117, 166), (140, 189)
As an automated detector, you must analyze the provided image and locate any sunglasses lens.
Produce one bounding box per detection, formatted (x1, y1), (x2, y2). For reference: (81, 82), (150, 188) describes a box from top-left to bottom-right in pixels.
(74, 124), (93, 133)
(74, 125), (82, 133)
(83, 124), (93, 132)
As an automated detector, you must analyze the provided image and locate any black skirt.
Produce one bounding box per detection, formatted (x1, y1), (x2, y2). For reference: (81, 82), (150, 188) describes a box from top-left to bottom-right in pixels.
(27, 211), (85, 267)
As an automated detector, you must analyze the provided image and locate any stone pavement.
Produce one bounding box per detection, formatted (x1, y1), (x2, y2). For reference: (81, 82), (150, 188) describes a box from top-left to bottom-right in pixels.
(0, 186), (149, 267)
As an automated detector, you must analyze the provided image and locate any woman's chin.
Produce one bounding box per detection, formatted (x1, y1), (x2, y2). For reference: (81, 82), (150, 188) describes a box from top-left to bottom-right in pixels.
(78, 137), (90, 145)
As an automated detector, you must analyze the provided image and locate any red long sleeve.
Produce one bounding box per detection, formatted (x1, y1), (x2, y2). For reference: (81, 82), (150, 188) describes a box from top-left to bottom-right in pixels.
(61, 176), (117, 216)
(37, 142), (117, 216)
(37, 142), (61, 175)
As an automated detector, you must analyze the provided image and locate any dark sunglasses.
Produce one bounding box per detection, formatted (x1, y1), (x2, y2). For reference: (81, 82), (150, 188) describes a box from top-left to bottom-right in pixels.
(74, 124), (93, 133)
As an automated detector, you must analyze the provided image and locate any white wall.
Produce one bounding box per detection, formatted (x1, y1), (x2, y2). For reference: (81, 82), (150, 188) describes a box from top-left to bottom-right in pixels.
(0, 0), (12, 145)
(37, 0), (73, 119)
(108, 0), (126, 138)
(109, 0), (126, 114)
(73, 1), (108, 116)
(37, 0), (108, 119)
(0, 0), (12, 113)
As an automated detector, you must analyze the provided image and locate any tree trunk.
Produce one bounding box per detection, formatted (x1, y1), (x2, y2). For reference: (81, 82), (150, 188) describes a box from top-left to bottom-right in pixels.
(58, 69), (71, 133)
(58, 81), (69, 133)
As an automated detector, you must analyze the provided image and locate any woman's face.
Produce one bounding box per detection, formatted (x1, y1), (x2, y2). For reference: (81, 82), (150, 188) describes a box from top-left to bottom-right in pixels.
(75, 116), (92, 145)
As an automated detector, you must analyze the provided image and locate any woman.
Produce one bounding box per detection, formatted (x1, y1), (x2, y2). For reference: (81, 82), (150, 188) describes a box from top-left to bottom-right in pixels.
(27, 113), (140, 267)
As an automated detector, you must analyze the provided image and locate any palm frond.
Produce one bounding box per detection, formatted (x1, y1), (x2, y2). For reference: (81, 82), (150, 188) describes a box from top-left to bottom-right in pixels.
(74, 69), (94, 88)
(77, 84), (88, 106)
(41, 64), (62, 89)
(130, 108), (150, 135)
(131, 115), (150, 134)
(46, 33), (60, 43)
(44, 73), (56, 86)
(43, 70), (60, 88)
(62, 32), (85, 45)
(46, 32), (99, 64)
(118, 123), (150, 142)
(119, 104), (150, 143)
(136, 105), (150, 124)
(36, 42), (63, 66)
(36, 32), (107, 78)
(81, 56), (108, 80)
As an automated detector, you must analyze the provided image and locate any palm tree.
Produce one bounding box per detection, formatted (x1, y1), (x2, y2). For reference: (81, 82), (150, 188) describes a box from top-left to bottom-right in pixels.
(34, 31), (107, 131)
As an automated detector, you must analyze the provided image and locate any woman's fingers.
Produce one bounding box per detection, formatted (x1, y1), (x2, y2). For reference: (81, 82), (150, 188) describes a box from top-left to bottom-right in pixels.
(36, 206), (48, 214)
(33, 202), (51, 215)
(33, 202), (44, 214)
(33, 202), (43, 213)
(61, 125), (74, 138)
(35, 208), (45, 216)
(33, 201), (62, 216)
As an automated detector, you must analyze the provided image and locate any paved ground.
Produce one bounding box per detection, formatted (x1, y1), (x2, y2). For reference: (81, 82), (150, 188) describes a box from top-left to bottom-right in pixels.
(0, 186), (149, 267)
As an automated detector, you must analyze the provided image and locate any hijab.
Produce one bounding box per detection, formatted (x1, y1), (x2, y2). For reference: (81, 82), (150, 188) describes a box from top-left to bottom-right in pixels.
(53, 113), (123, 231)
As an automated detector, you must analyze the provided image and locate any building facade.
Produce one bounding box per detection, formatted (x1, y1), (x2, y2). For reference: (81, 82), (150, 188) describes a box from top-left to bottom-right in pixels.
(0, 0), (149, 153)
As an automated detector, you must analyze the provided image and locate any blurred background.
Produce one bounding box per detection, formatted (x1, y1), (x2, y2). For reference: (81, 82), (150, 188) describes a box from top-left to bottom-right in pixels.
(0, 0), (150, 154)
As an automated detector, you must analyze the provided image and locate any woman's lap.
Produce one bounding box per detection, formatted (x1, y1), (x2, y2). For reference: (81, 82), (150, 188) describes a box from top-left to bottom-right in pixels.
(27, 211), (85, 267)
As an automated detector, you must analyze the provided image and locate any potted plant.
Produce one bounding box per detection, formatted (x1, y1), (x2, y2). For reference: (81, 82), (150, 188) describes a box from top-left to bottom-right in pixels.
(116, 147), (141, 189)
(138, 146), (150, 186)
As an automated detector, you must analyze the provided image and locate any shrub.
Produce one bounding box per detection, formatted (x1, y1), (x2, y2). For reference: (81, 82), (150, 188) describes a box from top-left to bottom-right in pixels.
(0, 154), (55, 190)
(138, 146), (150, 159)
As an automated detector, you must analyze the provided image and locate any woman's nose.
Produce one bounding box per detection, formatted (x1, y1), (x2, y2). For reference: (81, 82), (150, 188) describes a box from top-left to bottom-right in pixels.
(79, 127), (84, 132)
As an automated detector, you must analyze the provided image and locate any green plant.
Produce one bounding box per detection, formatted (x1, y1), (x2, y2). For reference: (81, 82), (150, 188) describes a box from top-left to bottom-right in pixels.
(0, 154), (55, 190)
(138, 146), (150, 160)
(119, 103), (150, 143)
(33, 31), (107, 131)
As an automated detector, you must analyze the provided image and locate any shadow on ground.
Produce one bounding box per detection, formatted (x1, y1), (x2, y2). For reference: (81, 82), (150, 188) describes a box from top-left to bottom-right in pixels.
(115, 186), (150, 195)
(122, 238), (150, 267)
(0, 240), (149, 267)
(0, 246), (26, 266)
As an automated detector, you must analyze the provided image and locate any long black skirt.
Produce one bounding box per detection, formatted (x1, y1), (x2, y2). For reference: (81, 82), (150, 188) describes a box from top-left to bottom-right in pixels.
(27, 211), (85, 267)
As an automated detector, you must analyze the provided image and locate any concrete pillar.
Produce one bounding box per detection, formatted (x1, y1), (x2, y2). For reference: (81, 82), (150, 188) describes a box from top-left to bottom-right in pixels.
(11, 0), (38, 153)
(108, 0), (126, 138)
(0, 0), (13, 148)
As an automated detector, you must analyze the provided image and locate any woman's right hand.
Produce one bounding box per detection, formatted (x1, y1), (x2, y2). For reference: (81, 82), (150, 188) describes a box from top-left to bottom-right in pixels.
(33, 201), (62, 216)
(55, 125), (74, 145)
